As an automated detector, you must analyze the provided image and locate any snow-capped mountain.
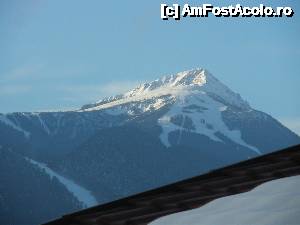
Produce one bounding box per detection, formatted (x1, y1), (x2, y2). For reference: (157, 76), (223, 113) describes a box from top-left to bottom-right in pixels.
(82, 68), (249, 111)
(77, 68), (293, 155)
(80, 69), (258, 153)
(0, 69), (299, 223)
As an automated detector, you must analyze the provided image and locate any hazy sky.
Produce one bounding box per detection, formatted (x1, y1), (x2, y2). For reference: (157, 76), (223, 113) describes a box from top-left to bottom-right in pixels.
(0, 0), (299, 133)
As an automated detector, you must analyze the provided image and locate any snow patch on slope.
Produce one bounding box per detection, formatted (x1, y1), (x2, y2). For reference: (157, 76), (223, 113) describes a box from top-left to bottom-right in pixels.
(80, 86), (186, 113)
(0, 114), (31, 139)
(26, 158), (98, 208)
(34, 113), (51, 135)
(150, 175), (300, 225)
(158, 90), (260, 154)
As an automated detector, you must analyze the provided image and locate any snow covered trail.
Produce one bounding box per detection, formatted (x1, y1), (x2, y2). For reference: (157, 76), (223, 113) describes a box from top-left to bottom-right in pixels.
(26, 158), (98, 208)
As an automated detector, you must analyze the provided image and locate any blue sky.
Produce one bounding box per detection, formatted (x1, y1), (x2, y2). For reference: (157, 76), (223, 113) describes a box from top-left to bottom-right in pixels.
(0, 0), (299, 134)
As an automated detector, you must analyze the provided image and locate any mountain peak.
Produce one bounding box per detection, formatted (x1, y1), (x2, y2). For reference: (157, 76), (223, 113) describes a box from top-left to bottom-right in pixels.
(81, 68), (250, 111)
(157, 68), (207, 87)
(172, 68), (207, 86)
(130, 68), (207, 93)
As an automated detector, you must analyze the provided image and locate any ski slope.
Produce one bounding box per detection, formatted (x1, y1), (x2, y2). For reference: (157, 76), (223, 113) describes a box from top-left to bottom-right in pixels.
(27, 158), (98, 208)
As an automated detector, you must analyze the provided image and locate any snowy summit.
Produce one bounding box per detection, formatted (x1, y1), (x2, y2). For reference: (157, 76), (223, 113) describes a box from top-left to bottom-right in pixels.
(80, 69), (259, 154)
(81, 68), (250, 112)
